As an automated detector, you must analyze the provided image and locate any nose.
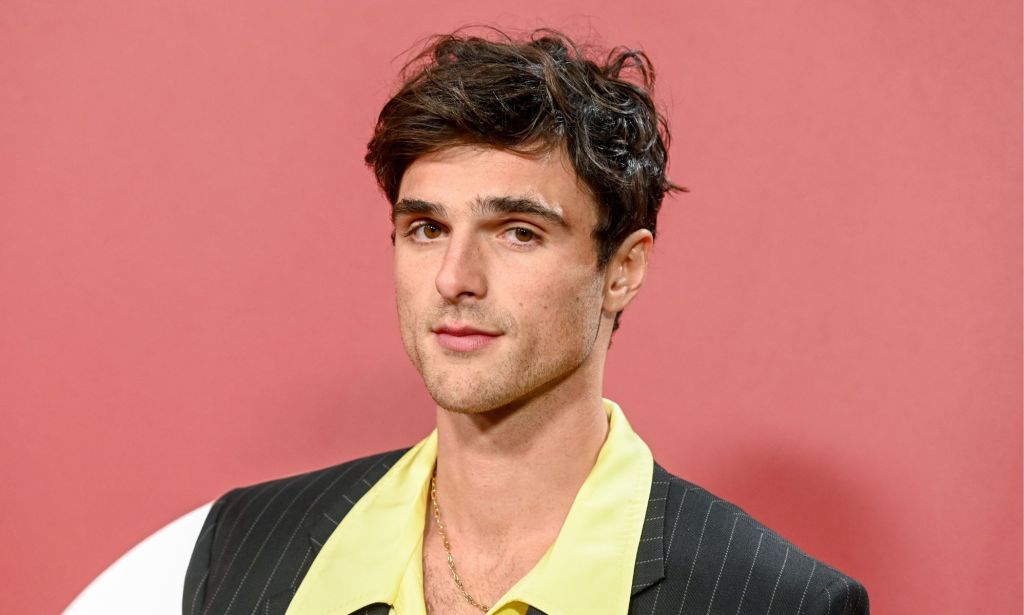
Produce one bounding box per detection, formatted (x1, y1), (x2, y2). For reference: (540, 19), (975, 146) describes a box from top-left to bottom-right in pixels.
(435, 232), (487, 303)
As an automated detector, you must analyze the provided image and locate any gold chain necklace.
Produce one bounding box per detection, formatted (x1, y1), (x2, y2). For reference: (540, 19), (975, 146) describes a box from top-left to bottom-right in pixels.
(429, 469), (491, 612)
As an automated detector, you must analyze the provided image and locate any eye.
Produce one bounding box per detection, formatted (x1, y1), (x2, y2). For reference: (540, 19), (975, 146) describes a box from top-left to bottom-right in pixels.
(506, 227), (539, 246)
(405, 222), (444, 241)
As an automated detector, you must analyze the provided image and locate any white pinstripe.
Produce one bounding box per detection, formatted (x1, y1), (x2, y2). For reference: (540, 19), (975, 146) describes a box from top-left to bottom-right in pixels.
(735, 532), (764, 615)
(795, 561), (817, 615)
(289, 546), (313, 591)
(189, 570), (208, 615)
(201, 482), (296, 615)
(765, 547), (791, 615)
(705, 516), (739, 615)
(191, 482), (276, 612)
(677, 499), (724, 614)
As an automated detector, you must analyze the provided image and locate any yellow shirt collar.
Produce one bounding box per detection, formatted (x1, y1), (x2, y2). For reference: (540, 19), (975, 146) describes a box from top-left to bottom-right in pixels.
(286, 398), (654, 615)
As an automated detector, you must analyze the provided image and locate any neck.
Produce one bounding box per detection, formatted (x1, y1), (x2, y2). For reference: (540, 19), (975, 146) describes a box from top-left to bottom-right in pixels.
(431, 374), (610, 551)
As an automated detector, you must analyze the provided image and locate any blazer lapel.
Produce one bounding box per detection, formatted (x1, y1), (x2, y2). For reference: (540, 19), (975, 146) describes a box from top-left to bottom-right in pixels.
(630, 463), (671, 597)
(306, 449), (408, 555)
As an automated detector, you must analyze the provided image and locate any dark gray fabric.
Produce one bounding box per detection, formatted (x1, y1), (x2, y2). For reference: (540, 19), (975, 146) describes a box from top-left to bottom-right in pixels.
(184, 449), (868, 615)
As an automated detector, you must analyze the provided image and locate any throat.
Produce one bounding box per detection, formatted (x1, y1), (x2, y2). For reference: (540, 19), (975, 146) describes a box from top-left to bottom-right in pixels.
(421, 504), (552, 615)
(430, 397), (611, 543)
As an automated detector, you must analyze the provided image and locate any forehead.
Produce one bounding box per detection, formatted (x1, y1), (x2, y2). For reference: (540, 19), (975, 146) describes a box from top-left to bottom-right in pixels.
(396, 145), (597, 226)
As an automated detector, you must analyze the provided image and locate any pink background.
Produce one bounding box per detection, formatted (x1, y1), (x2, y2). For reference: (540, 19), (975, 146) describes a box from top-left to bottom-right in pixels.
(2, 1), (1020, 613)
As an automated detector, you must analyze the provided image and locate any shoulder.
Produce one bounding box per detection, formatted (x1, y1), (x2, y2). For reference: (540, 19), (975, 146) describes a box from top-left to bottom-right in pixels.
(645, 463), (869, 615)
(183, 448), (409, 615)
(212, 447), (409, 532)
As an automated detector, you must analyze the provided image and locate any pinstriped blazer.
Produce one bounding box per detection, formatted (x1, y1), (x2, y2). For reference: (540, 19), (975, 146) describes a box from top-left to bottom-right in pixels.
(184, 448), (869, 615)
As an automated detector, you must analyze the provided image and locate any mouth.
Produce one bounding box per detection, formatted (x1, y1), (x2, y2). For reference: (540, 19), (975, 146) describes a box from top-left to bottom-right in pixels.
(432, 323), (503, 352)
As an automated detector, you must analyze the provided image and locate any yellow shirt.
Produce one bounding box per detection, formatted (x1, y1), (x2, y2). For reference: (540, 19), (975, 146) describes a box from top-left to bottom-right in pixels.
(286, 398), (653, 615)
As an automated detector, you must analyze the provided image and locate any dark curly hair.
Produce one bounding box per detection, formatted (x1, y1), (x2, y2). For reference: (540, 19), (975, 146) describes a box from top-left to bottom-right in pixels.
(366, 27), (686, 332)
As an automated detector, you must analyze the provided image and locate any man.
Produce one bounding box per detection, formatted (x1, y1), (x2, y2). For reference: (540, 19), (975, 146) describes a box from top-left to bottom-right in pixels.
(184, 29), (869, 615)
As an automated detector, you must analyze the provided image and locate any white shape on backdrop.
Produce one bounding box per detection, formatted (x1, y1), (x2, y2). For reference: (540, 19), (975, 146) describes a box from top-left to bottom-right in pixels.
(63, 502), (213, 615)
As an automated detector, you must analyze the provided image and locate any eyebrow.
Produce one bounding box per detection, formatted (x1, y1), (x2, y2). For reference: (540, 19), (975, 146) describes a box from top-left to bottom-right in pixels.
(391, 196), (569, 229)
(390, 198), (445, 225)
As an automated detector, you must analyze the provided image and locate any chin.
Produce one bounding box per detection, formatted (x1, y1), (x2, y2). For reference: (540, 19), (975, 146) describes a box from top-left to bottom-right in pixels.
(426, 387), (499, 414)
(422, 375), (519, 415)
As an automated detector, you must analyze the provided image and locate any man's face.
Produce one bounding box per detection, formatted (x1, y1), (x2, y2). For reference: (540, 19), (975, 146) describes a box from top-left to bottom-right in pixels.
(392, 144), (608, 414)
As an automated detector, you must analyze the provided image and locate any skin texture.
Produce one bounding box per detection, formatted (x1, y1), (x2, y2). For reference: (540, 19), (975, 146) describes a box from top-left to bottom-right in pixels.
(392, 144), (653, 611)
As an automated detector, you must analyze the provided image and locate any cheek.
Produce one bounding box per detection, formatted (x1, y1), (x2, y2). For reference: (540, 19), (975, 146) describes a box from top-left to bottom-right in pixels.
(393, 277), (422, 359)
(393, 269), (419, 328)
(525, 273), (602, 337)
(394, 256), (421, 300)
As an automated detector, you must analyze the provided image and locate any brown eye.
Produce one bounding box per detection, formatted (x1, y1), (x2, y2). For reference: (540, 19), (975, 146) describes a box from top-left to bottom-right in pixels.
(421, 224), (441, 239)
(407, 222), (443, 241)
(511, 228), (536, 243)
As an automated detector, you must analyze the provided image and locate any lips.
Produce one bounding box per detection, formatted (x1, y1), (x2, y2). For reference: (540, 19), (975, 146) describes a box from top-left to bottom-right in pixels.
(432, 323), (503, 352)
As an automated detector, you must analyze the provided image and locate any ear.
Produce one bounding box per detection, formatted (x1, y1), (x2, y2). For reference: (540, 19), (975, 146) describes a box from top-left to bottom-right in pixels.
(602, 229), (654, 315)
